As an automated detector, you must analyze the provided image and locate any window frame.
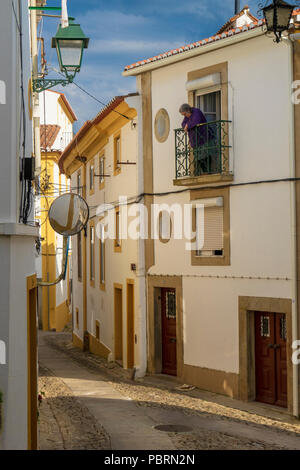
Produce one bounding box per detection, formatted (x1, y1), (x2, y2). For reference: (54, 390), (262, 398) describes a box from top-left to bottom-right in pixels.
(89, 221), (95, 286)
(77, 231), (82, 282)
(99, 220), (106, 290)
(195, 87), (221, 123)
(114, 133), (121, 176)
(77, 170), (82, 198)
(99, 153), (105, 190)
(89, 160), (95, 195)
(190, 187), (230, 266)
(114, 207), (122, 252)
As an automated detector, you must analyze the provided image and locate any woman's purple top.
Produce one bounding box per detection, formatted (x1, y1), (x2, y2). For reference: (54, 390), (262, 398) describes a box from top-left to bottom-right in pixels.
(181, 107), (207, 148)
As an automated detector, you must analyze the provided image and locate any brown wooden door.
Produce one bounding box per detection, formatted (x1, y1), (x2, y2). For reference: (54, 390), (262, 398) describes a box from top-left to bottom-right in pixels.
(127, 281), (134, 369)
(161, 288), (177, 376)
(274, 314), (288, 407)
(114, 286), (123, 365)
(255, 312), (287, 408)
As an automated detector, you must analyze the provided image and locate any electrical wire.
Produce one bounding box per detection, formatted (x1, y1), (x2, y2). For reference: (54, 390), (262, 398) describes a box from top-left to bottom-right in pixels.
(86, 175), (300, 214)
(48, 65), (132, 121)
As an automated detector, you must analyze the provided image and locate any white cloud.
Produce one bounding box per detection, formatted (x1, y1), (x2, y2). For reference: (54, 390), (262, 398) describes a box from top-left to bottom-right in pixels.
(89, 39), (186, 55)
(79, 9), (149, 33)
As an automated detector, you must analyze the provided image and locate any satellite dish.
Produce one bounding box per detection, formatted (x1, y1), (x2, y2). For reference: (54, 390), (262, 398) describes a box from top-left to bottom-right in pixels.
(48, 193), (89, 236)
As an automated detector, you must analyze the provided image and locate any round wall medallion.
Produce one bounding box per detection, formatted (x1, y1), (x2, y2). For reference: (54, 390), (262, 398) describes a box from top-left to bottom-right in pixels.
(154, 108), (170, 143)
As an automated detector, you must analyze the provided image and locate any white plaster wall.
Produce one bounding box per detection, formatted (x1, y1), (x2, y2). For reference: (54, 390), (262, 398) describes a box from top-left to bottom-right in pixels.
(0, 1), (36, 449)
(71, 172), (84, 340)
(39, 90), (73, 151)
(151, 35), (291, 193)
(77, 117), (143, 367)
(147, 34), (294, 373)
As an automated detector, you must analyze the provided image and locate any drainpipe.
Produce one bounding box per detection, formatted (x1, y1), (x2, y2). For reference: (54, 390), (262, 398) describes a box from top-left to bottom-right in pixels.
(284, 36), (299, 418)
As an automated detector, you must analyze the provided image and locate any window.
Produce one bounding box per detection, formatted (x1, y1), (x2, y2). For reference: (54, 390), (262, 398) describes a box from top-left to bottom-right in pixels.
(154, 108), (170, 143)
(114, 134), (121, 175)
(196, 90), (221, 122)
(90, 223), (95, 285)
(114, 208), (121, 252)
(191, 187), (230, 266)
(77, 232), (82, 281)
(99, 155), (105, 189)
(77, 171), (82, 197)
(99, 222), (105, 289)
(195, 204), (223, 257)
(89, 161), (94, 194)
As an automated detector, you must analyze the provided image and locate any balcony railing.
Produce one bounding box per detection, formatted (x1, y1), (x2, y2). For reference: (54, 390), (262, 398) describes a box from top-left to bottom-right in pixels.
(174, 120), (232, 180)
(60, 131), (73, 150)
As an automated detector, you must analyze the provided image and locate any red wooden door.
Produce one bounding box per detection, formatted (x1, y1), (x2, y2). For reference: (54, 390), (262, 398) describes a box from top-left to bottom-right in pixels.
(255, 312), (287, 408)
(274, 314), (288, 407)
(161, 288), (177, 376)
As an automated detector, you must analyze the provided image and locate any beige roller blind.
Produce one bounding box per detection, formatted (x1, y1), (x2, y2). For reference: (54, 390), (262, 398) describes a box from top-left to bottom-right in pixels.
(197, 206), (223, 251)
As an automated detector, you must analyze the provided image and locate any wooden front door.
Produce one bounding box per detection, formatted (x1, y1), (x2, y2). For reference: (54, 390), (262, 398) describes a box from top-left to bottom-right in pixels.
(255, 312), (287, 408)
(114, 286), (123, 365)
(127, 281), (134, 369)
(27, 276), (38, 450)
(161, 288), (177, 376)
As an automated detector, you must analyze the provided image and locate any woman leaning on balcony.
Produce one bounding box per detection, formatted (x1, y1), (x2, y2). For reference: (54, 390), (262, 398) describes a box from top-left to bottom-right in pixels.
(179, 103), (211, 175)
(179, 103), (207, 148)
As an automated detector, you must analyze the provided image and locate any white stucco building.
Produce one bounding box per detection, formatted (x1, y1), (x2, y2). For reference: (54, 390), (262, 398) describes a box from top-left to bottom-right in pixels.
(0, 0), (39, 450)
(123, 7), (300, 416)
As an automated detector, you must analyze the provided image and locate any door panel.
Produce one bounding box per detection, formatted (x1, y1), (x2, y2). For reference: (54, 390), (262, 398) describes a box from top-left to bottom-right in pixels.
(114, 287), (123, 364)
(161, 288), (177, 376)
(275, 314), (288, 408)
(255, 312), (287, 408)
(255, 312), (276, 405)
(127, 282), (134, 369)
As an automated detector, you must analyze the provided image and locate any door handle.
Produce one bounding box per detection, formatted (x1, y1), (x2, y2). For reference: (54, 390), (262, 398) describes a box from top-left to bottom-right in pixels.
(267, 344), (274, 349)
(170, 338), (176, 343)
(274, 344), (280, 350)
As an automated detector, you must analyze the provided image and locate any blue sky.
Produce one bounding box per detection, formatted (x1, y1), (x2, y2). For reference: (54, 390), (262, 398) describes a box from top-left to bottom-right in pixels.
(41, 0), (262, 129)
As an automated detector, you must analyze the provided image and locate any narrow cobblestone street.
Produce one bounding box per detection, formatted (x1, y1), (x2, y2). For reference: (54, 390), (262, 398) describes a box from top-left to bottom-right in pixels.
(38, 332), (300, 450)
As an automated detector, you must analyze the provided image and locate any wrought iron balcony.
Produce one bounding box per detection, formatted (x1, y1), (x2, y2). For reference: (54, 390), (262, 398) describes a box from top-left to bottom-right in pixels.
(174, 120), (232, 181)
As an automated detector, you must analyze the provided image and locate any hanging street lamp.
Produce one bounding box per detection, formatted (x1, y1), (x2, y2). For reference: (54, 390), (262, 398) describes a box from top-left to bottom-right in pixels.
(51, 19), (89, 79)
(30, 6), (89, 93)
(262, 0), (295, 43)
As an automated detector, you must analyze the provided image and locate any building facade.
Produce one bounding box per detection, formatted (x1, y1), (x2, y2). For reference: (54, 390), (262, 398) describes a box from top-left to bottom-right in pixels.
(123, 8), (300, 416)
(35, 90), (77, 331)
(59, 95), (148, 376)
(0, 0), (40, 449)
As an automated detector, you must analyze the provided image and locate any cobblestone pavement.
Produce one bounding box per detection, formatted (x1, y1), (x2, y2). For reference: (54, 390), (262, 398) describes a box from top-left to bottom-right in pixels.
(39, 332), (300, 450)
(38, 365), (111, 450)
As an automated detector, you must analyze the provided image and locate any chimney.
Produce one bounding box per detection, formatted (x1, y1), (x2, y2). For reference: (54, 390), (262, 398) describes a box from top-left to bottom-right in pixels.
(235, 0), (240, 14)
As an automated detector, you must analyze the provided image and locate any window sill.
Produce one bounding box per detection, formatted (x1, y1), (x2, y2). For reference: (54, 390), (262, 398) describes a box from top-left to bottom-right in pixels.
(173, 173), (233, 187)
(191, 254), (230, 266)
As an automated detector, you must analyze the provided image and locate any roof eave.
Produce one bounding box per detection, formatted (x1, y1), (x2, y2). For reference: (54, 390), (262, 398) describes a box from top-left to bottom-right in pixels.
(123, 26), (265, 77)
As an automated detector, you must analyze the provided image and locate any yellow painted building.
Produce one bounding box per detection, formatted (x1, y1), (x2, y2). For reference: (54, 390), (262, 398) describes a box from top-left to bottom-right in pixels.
(36, 90), (77, 331)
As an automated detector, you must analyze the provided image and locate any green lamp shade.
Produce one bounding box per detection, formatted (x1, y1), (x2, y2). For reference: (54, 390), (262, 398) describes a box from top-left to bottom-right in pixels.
(52, 20), (89, 74)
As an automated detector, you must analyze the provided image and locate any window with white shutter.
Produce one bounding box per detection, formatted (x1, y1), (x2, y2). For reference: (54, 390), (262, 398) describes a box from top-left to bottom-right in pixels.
(196, 205), (223, 256)
(191, 187), (230, 266)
